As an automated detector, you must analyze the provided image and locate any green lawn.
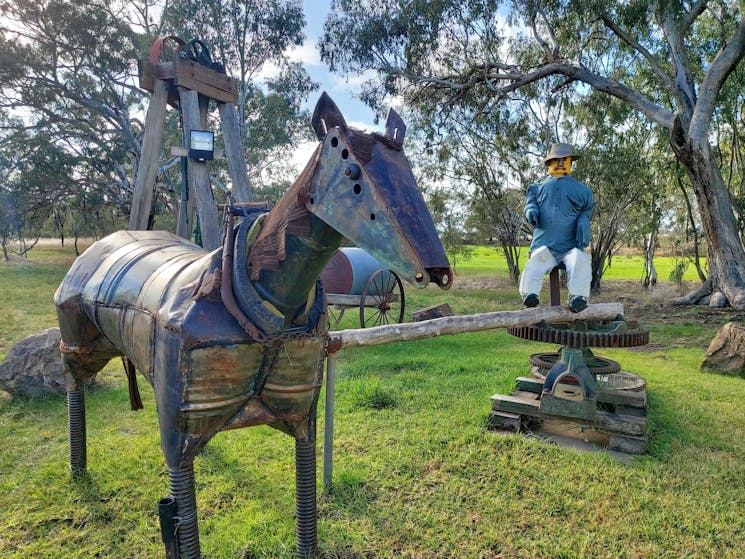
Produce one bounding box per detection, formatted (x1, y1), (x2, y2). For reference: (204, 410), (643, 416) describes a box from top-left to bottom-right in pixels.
(453, 245), (704, 283)
(1, 243), (743, 558)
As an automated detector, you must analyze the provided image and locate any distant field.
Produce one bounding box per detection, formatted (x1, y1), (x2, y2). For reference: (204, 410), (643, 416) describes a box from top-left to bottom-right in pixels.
(453, 245), (704, 282)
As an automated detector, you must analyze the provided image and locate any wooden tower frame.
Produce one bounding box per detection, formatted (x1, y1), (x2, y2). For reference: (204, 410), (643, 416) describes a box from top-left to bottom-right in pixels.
(129, 37), (254, 250)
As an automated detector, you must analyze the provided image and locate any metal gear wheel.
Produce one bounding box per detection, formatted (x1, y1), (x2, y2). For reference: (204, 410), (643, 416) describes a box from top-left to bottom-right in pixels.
(508, 318), (649, 348)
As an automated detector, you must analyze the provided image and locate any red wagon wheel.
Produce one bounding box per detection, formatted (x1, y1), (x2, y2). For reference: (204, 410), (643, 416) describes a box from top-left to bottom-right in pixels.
(359, 269), (405, 327)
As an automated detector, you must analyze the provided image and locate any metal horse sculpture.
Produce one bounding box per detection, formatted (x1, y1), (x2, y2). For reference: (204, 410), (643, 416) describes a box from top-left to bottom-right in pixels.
(55, 92), (452, 559)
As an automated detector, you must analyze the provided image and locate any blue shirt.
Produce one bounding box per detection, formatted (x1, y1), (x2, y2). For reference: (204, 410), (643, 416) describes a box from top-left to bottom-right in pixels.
(524, 175), (594, 256)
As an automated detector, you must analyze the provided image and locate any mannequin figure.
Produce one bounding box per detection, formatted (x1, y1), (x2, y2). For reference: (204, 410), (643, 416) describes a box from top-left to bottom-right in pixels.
(519, 143), (594, 313)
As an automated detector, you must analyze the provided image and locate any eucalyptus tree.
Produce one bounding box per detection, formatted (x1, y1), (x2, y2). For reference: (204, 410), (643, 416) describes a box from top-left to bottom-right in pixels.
(0, 0), (155, 223)
(321, 1), (745, 308)
(162, 0), (317, 191)
(424, 186), (473, 271)
(565, 92), (664, 290)
(0, 124), (75, 258)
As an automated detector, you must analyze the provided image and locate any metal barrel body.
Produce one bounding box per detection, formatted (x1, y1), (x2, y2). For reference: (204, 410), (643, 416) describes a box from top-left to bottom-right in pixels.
(321, 247), (393, 295)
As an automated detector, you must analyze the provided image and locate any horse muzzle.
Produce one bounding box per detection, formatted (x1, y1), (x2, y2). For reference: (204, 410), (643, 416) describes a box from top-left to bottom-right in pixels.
(416, 267), (454, 290)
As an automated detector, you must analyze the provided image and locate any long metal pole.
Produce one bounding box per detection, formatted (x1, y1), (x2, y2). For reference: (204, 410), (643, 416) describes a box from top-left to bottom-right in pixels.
(322, 354), (336, 493)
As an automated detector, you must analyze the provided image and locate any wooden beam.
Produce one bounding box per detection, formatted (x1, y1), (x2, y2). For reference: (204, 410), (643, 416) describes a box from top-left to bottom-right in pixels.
(137, 60), (179, 106)
(174, 57), (239, 104)
(129, 78), (168, 231)
(170, 146), (224, 159)
(178, 87), (222, 250)
(218, 102), (254, 202)
(327, 303), (625, 352)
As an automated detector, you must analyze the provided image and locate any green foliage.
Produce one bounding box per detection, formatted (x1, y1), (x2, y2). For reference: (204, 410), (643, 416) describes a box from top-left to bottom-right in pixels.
(1, 0), (319, 247)
(0, 0), (147, 220)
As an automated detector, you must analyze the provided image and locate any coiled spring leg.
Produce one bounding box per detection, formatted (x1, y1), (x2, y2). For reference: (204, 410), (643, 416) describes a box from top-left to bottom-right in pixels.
(67, 389), (87, 476)
(295, 436), (317, 558)
(169, 464), (201, 559)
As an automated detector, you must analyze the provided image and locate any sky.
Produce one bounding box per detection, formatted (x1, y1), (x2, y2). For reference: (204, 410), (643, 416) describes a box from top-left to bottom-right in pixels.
(273, 0), (383, 169)
(295, 0), (379, 130)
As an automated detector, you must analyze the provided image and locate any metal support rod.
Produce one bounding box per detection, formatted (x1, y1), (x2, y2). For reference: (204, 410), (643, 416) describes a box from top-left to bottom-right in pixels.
(549, 267), (561, 306)
(158, 496), (180, 559)
(169, 464), (201, 559)
(323, 354), (336, 493)
(295, 436), (317, 559)
(67, 389), (87, 476)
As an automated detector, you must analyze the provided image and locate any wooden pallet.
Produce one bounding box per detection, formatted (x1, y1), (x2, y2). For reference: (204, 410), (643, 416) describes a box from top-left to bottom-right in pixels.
(489, 376), (647, 454)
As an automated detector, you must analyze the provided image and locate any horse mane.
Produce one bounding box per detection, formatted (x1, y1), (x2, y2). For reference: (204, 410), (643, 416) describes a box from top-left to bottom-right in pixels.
(247, 143), (322, 280)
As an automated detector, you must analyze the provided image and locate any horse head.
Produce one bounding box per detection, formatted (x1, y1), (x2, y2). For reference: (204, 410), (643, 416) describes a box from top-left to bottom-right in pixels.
(307, 92), (453, 290)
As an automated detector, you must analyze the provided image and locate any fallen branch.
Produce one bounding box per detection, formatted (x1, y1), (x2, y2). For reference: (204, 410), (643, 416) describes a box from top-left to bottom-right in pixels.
(327, 303), (624, 352)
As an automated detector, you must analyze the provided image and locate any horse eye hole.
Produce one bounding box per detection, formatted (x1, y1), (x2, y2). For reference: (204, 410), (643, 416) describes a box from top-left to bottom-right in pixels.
(341, 149), (349, 159)
(353, 184), (362, 195)
(331, 137), (339, 147)
(370, 213), (376, 220)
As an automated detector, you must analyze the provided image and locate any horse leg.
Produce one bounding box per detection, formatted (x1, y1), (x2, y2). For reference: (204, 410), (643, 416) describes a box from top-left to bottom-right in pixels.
(62, 354), (88, 477)
(167, 461), (201, 559)
(67, 379), (87, 476)
(295, 422), (317, 559)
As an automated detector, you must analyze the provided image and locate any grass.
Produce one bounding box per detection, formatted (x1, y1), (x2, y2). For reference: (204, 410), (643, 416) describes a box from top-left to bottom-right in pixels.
(1, 242), (744, 558)
(454, 245), (704, 283)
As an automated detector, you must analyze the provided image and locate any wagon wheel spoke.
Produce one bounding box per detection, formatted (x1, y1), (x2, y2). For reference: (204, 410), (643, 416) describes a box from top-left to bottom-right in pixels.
(360, 269), (406, 328)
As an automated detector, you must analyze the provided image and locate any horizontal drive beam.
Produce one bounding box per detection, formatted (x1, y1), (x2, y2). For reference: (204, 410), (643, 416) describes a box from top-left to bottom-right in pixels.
(326, 303), (624, 353)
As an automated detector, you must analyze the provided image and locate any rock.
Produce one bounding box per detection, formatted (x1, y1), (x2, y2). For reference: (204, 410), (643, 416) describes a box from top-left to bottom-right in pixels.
(702, 322), (745, 377)
(708, 291), (728, 308)
(0, 328), (67, 397)
(412, 303), (453, 322)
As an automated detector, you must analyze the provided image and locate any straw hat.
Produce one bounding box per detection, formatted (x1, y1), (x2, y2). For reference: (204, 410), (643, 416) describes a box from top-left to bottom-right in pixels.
(543, 142), (579, 165)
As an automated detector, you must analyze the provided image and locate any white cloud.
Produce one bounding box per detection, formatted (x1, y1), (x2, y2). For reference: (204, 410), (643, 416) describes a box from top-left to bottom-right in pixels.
(290, 139), (318, 172)
(330, 69), (377, 89)
(348, 120), (382, 132)
(286, 42), (322, 66)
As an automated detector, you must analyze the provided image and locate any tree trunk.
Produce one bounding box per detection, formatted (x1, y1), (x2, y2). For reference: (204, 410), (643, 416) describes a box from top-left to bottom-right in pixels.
(677, 172), (707, 282)
(672, 135), (745, 309)
(642, 228), (657, 288)
(500, 242), (521, 285)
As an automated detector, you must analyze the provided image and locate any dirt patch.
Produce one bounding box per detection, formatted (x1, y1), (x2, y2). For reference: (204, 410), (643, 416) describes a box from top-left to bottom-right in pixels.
(453, 276), (745, 332)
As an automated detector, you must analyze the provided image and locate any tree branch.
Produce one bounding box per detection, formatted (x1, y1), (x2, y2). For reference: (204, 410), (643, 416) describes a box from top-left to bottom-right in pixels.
(401, 62), (674, 129)
(596, 13), (675, 92)
(691, 22), (745, 140)
(682, 0), (709, 33)
(530, 7), (559, 60)
(661, 10), (698, 113)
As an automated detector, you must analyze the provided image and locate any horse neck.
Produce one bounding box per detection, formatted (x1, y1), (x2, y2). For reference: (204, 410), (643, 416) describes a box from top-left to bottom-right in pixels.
(245, 147), (344, 323)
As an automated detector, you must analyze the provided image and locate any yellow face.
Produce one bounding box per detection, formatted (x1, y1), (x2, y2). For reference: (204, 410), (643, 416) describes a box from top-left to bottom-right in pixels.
(547, 156), (572, 177)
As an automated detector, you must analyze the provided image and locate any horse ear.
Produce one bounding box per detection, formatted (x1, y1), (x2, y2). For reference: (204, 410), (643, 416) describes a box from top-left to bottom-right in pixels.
(311, 92), (348, 140)
(384, 108), (406, 143)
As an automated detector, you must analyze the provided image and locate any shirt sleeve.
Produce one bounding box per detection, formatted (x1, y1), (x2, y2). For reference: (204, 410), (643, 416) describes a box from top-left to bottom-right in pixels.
(575, 187), (594, 248)
(525, 184), (540, 222)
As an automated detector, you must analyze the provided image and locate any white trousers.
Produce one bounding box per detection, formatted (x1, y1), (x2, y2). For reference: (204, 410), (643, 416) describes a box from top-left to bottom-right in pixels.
(519, 246), (591, 300)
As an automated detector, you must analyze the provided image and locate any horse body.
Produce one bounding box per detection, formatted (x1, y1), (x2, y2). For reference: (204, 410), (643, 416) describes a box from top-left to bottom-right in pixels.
(55, 93), (451, 559)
